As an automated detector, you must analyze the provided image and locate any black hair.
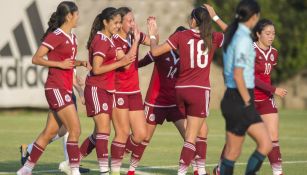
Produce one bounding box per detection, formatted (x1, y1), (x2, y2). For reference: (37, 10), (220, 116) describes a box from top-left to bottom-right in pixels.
(191, 6), (212, 51)
(223, 0), (260, 51)
(87, 7), (119, 49)
(42, 1), (78, 41)
(252, 18), (274, 41)
(175, 26), (187, 33)
(117, 7), (132, 21)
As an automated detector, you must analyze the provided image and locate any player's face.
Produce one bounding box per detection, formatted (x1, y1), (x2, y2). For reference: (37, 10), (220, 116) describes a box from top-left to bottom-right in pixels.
(107, 14), (122, 35)
(66, 11), (79, 28)
(258, 25), (275, 47)
(121, 12), (135, 34)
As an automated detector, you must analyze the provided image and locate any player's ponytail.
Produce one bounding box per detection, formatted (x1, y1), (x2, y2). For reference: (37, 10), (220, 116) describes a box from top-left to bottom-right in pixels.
(191, 7), (212, 51)
(252, 19), (274, 42)
(223, 0), (260, 51)
(87, 7), (118, 49)
(41, 1), (78, 41)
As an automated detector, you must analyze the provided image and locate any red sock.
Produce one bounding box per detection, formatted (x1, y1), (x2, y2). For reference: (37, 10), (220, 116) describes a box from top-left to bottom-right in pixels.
(79, 134), (96, 159)
(195, 137), (207, 174)
(96, 133), (109, 173)
(125, 135), (139, 154)
(129, 140), (149, 171)
(268, 141), (283, 174)
(66, 141), (80, 169)
(178, 141), (196, 174)
(111, 141), (126, 172)
(24, 142), (45, 169)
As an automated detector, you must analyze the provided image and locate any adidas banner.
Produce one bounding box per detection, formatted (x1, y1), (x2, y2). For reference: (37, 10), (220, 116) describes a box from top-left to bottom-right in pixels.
(0, 0), (64, 108)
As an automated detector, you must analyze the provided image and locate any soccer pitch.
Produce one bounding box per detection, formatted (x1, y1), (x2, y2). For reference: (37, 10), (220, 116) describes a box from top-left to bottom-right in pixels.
(0, 109), (306, 174)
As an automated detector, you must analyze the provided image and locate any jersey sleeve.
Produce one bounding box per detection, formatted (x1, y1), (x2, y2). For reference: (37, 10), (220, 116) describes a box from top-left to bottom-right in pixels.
(167, 31), (180, 50)
(272, 49), (278, 66)
(255, 77), (276, 94)
(138, 52), (154, 68)
(41, 33), (62, 50)
(234, 37), (250, 68)
(92, 38), (109, 58)
(213, 32), (224, 48)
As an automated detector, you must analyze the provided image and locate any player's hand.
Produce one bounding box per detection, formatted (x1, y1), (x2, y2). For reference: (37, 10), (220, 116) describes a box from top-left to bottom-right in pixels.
(203, 4), (217, 18)
(84, 61), (92, 71)
(59, 59), (74, 69)
(119, 55), (136, 66)
(275, 87), (287, 98)
(147, 17), (158, 36)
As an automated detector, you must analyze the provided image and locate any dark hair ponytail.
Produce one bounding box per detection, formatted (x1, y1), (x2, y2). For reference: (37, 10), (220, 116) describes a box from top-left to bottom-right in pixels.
(191, 7), (212, 51)
(252, 18), (274, 41)
(41, 1), (78, 41)
(223, 0), (260, 51)
(87, 7), (119, 49)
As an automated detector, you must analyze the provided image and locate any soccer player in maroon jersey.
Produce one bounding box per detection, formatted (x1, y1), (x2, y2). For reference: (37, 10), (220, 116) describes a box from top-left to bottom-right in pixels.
(79, 7), (136, 175)
(17, 2), (89, 175)
(104, 7), (155, 175)
(253, 19), (287, 175)
(147, 5), (224, 175)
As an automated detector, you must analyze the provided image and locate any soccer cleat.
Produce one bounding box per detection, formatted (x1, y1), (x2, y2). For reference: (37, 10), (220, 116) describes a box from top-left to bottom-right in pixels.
(213, 166), (220, 175)
(16, 167), (32, 175)
(79, 166), (90, 173)
(59, 160), (72, 175)
(127, 171), (135, 175)
(20, 144), (30, 166)
(100, 171), (110, 175)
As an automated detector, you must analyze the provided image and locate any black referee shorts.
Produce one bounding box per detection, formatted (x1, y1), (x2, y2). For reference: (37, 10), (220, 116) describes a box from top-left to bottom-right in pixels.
(221, 88), (262, 136)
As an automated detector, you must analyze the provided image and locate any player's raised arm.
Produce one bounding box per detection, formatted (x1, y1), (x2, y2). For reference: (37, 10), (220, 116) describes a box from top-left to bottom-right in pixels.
(148, 17), (172, 57)
(203, 4), (228, 32)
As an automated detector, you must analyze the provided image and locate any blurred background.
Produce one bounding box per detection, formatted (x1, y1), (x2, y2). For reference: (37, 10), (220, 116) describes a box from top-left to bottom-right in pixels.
(0, 0), (306, 111)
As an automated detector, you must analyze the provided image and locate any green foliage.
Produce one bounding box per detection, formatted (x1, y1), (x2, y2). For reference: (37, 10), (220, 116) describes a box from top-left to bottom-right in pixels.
(195, 0), (307, 83)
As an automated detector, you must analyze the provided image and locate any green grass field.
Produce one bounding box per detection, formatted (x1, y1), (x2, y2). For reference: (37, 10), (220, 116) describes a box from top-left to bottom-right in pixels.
(0, 109), (306, 175)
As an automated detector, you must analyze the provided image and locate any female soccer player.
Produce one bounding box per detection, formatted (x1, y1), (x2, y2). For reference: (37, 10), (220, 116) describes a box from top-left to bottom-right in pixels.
(109, 7), (154, 175)
(253, 19), (287, 175)
(81, 7), (135, 175)
(217, 0), (272, 174)
(147, 6), (224, 175)
(17, 1), (87, 175)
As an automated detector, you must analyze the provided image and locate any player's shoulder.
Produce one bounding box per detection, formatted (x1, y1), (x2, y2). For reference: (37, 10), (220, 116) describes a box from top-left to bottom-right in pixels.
(271, 46), (278, 54)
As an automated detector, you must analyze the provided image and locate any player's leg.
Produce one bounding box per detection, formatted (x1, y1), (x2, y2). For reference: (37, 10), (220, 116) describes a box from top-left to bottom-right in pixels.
(195, 120), (209, 175)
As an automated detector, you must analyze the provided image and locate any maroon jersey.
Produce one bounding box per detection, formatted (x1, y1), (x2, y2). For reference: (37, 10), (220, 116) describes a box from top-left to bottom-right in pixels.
(144, 50), (180, 107)
(86, 32), (116, 92)
(167, 30), (223, 89)
(112, 32), (146, 94)
(42, 28), (77, 91)
(253, 42), (278, 101)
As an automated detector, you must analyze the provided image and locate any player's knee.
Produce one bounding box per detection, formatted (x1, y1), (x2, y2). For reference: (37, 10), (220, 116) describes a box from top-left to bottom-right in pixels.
(226, 148), (242, 160)
(69, 127), (81, 140)
(258, 139), (272, 155)
(133, 129), (147, 143)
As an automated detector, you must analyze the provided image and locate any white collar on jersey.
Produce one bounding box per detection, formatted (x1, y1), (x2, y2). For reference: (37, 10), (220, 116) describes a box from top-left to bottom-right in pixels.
(56, 28), (75, 44)
(116, 33), (132, 47)
(191, 29), (200, 33)
(97, 31), (115, 46)
(253, 42), (272, 61)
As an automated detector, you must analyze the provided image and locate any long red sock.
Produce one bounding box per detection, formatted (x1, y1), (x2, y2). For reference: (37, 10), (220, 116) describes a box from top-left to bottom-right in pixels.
(79, 134), (96, 159)
(66, 141), (80, 170)
(96, 133), (109, 173)
(268, 141), (283, 175)
(178, 141), (196, 175)
(129, 140), (149, 171)
(125, 135), (139, 154)
(195, 137), (207, 174)
(24, 142), (45, 170)
(111, 141), (126, 172)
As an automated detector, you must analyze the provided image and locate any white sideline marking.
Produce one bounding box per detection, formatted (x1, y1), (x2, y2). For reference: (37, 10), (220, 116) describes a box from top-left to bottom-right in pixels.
(3, 160), (307, 174)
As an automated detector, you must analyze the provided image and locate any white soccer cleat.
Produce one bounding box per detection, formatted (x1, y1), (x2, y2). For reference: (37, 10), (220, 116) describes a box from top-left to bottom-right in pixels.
(16, 166), (32, 175)
(59, 160), (72, 175)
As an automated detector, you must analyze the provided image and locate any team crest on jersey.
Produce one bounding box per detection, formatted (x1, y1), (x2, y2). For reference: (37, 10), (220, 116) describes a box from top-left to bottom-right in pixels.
(65, 94), (71, 102)
(117, 98), (124, 106)
(270, 54), (275, 61)
(166, 57), (170, 62)
(149, 114), (156, 122)
(258, 56), (263, 60)
(66, 40), (69, 44)
(102, 103), (108, 111)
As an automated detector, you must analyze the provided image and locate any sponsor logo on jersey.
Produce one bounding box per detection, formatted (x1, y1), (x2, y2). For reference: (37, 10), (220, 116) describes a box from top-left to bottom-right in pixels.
(259, 56), (263, 60)
(66, 40), (69, 44)
(102, 103), (108, 111)
(117, 98), (124, 106)
(65, 94), (71, 102)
